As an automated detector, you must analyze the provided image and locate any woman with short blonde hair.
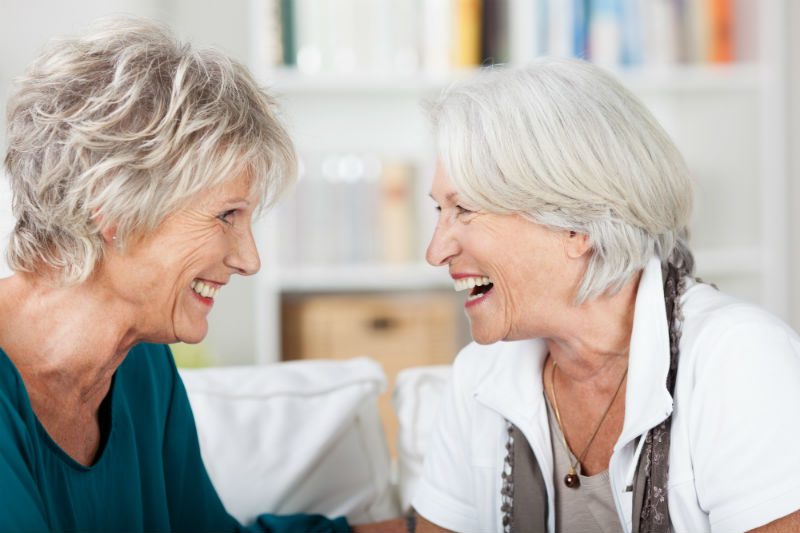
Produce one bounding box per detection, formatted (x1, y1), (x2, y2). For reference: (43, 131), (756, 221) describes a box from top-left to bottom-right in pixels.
(0, 17), (358, 532)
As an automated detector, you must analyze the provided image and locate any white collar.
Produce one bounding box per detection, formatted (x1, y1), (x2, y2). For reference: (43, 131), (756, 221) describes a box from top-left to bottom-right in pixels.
(472, 257), (673, 446)
(618, 257), (673, 445)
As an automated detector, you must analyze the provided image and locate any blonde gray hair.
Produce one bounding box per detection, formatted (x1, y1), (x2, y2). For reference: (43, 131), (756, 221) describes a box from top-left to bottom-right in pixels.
(428, 58), (694, 303)
(4, 16), (296, 284)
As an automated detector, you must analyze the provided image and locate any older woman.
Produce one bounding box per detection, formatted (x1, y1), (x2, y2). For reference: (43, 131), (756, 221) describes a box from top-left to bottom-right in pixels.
(413, 59), (800, 533)
(0, 18), (356, 533)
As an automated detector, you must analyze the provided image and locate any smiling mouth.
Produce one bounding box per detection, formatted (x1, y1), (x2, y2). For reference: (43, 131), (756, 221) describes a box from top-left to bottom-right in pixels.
(467, 283), (494, 301)
(191, 280), (220, 300)
(453, 276), (494, 302)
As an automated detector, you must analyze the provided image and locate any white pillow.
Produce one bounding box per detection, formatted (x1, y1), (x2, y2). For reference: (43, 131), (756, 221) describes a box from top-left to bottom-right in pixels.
(180, 357), (400, 524)
(392, 365), (452, 511)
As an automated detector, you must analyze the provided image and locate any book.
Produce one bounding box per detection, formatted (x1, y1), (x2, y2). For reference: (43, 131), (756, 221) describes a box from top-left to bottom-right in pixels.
(708, 0), (734, 62)
(294, 0), (326, 73)
(481, 0), (510, 65)
(422, 0), (453, 73)
(642, 0), (682, 65)
(732, 0), (757, 61)
(452, 0), (483, 67)
(508, 0), (541, 65)
(547, 0), (575, 57)
(280, 0), (295, 66)
(326, 0), (358, 74)
(684, 0), (709, 63)
(250, 0), (283, 71)
(573, 0), (590, 60)
(380, 161), (415, 264)
(619, 0), (644, 65)
(589, 0), (623, 66)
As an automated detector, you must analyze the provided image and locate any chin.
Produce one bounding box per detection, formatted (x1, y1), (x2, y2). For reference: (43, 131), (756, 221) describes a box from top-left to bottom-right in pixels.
(175, 324), (209, 345)
(469, 325), (501, 345)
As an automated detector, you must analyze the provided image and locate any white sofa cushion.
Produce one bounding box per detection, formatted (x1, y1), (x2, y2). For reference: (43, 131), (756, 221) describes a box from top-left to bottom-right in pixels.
(392, 365), (452, 511)
(180, 357), (400, 524)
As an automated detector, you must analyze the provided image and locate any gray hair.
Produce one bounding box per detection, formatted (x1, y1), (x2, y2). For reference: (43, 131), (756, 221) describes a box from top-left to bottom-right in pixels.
(4, 16), (296, 284)
(427, 58), (694, 303)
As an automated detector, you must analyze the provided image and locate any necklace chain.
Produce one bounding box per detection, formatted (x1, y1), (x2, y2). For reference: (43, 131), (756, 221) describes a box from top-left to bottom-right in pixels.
(550, 360), (628, 488)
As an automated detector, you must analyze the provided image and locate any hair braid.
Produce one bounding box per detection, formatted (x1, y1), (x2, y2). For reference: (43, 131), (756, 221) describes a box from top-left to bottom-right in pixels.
(638, 258), (691, 532)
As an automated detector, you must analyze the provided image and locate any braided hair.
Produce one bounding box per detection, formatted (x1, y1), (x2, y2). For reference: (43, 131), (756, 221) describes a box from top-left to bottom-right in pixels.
(637, 243), (696, 533)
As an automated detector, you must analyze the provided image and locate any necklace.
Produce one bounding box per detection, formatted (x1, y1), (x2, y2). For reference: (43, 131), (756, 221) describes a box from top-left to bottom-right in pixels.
(550, 360), (628, 489)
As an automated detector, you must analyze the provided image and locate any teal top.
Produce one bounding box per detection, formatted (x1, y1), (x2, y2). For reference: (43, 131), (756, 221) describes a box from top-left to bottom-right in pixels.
(0, 343), (351, 533)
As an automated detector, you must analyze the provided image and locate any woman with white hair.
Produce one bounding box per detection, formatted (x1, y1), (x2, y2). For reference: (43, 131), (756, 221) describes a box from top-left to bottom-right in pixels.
(413, 59), (800, 533)
(0, 18), (357, 532)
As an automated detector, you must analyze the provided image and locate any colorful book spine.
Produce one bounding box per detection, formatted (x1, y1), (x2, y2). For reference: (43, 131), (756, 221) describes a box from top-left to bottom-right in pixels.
(293, 0), (326, 73)
(452, 0), (483, 68)
(573, 0), (590, 60)
(422, 0), (452, 73)
(548, 0), (574, 57)
(589, 0), (623, 66)
(619, 0), (644, 65)
(380, 161), (415, 264)
(732, 0), (756, 62)
(481, 0), (510, 65)
(280, 0), (295, 66)
(508, 0), (541, 65)
(708, 0), (734, 62)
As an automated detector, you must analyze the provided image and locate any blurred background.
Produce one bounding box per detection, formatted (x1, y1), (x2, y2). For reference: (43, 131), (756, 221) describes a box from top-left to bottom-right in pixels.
(1, 0), (799, 373)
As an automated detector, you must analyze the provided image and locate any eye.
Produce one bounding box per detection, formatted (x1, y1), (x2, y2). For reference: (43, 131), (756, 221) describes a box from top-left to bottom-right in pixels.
(217, 209), (236, 225)
(455, 205), (472, 215)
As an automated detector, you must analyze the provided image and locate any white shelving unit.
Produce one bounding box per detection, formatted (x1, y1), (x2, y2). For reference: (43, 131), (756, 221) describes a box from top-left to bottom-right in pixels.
(248, 0), (789, 365)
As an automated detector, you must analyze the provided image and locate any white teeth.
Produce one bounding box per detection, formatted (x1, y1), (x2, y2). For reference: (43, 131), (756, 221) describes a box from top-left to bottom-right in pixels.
(453, 276), (492, 292)
(191, 280), (219, 299)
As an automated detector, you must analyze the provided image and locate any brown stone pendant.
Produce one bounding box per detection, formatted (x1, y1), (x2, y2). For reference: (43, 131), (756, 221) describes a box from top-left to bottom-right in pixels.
(564, 467), (580, 489)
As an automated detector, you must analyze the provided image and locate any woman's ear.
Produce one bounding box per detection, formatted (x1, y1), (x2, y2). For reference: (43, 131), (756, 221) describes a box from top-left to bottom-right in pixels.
(100, 226), (117, 245)
(92, 209), (118, 246)
(564, 230), (591, 259)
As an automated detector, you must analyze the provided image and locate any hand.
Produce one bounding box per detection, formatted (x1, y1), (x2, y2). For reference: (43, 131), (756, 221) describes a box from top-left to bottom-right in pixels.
(350, 518), (407, 533)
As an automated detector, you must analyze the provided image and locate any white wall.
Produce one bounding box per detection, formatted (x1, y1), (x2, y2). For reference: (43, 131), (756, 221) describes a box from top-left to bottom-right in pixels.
(789, 1), (800, 331)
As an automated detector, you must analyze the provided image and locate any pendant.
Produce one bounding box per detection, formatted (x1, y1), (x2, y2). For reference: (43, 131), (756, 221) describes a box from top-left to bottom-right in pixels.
(564, 467), (580, 489)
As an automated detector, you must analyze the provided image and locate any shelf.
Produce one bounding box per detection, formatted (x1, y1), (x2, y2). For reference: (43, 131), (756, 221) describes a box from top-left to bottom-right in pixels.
(261, 68), (470, 95)
(267, 263), (454, 292)
(262, 63), (762, 96)
(264, 246), (760, 293)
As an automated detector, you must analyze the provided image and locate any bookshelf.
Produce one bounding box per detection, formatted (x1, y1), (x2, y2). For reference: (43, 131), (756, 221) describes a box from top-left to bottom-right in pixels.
(248, 0), (789, 365)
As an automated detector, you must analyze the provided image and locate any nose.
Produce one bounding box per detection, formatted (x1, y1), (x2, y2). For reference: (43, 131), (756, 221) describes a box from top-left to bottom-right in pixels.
(226, 223), (261, 276)
(425, 218), (459, 267)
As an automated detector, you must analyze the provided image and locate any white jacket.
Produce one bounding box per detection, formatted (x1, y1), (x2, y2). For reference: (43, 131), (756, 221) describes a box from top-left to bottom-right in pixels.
(413, 258), (800, 533)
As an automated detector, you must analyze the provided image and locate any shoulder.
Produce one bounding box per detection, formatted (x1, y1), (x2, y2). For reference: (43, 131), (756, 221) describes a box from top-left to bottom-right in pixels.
(678, 283), (800, 395)
(0, 352), (37, 471)
(681, 283), (799, 367)
(681, 282), (793, 337)
(0, 352), (24, 409)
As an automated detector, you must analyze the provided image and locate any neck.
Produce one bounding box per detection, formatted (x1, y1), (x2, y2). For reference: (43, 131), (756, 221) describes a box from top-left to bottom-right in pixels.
(544, 272), (641, 387)
(0, 272), (143, 406)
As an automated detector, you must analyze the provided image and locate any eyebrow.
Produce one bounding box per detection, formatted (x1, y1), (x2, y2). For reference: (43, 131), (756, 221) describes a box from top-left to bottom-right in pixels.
(224, 197), (251, 206)
(428, 192), (459, 203)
